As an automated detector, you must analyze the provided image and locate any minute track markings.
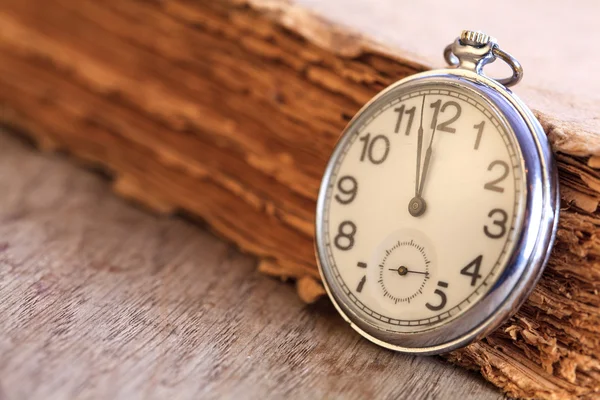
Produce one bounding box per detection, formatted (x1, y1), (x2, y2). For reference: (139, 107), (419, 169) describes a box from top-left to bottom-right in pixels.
(316, 31), (560, 354)
(323, 86), (522, 327)
(377, 239), (430, 305)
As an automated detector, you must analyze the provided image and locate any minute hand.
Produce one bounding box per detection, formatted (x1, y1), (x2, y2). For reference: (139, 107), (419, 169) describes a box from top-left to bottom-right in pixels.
(417, 123), (438, 198)
(415, 96), (426, 197)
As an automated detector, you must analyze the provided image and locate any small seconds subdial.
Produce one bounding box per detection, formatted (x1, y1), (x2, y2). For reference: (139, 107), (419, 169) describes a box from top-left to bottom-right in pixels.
(378, 239), (430, 304)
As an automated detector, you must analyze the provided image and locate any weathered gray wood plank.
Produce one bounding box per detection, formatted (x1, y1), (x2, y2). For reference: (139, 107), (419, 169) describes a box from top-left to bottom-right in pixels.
(0, 131), (506, 399)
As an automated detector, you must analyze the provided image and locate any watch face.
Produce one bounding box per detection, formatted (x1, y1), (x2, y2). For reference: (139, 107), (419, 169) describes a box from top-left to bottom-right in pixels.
(316, 81), (527, 336)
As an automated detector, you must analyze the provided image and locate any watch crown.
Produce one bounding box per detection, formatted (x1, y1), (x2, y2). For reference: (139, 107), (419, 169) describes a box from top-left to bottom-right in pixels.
(460, 30), (494, 47)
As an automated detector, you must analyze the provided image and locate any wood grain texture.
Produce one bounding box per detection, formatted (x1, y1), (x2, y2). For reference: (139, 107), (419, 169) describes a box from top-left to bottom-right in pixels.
(0, 0), (599, 398)
(296, 0), (600, 128)
(0, 132), (507, 400)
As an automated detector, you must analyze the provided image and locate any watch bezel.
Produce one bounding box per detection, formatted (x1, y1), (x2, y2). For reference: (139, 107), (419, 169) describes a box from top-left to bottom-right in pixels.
(314, 69), (559, 355)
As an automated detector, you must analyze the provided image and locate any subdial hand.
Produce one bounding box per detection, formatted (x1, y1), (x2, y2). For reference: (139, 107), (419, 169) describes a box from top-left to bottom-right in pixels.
(409, 95), (427, 217)
(388, 266), (429, 276)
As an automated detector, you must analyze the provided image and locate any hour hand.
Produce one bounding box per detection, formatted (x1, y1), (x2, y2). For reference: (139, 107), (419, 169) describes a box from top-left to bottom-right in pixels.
(409, 158), (427, 216)
(415, 126), (423, 196)
(409, 97), (427, 217)
(389, 266), (429, 276)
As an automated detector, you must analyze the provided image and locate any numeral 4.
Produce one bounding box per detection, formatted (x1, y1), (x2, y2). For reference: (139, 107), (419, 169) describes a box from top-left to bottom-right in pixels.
(461, 255), (483, 286)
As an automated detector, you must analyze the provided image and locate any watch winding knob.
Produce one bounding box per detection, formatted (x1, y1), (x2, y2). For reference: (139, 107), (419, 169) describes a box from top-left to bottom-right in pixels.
(460, 30), (494, 47)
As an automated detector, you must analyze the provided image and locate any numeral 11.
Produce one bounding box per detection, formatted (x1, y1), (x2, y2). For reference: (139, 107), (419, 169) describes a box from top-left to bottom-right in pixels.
(394, 105), (416, 135)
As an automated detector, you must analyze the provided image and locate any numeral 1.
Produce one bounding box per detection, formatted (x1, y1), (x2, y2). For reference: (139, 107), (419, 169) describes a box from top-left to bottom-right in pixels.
(473, 121), (485, 150)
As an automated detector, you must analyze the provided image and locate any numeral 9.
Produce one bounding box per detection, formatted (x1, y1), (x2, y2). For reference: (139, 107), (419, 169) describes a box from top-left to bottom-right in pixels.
(334, 176), (358, 204)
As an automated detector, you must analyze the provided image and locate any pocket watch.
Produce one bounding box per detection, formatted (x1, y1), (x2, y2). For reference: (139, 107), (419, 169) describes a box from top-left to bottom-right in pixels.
(314, 31), (559, 354)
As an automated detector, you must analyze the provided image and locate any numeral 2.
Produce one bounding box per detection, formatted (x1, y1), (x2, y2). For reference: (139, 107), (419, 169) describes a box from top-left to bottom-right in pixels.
(484, 161), (509, 193)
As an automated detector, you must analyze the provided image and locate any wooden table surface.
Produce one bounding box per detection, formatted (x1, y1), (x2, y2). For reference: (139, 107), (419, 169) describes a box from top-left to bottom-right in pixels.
(0, 129), (508, 399)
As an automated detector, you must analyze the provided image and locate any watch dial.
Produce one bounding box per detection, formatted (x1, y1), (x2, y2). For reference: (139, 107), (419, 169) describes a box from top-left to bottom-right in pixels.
(319, 84), (526, 333)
